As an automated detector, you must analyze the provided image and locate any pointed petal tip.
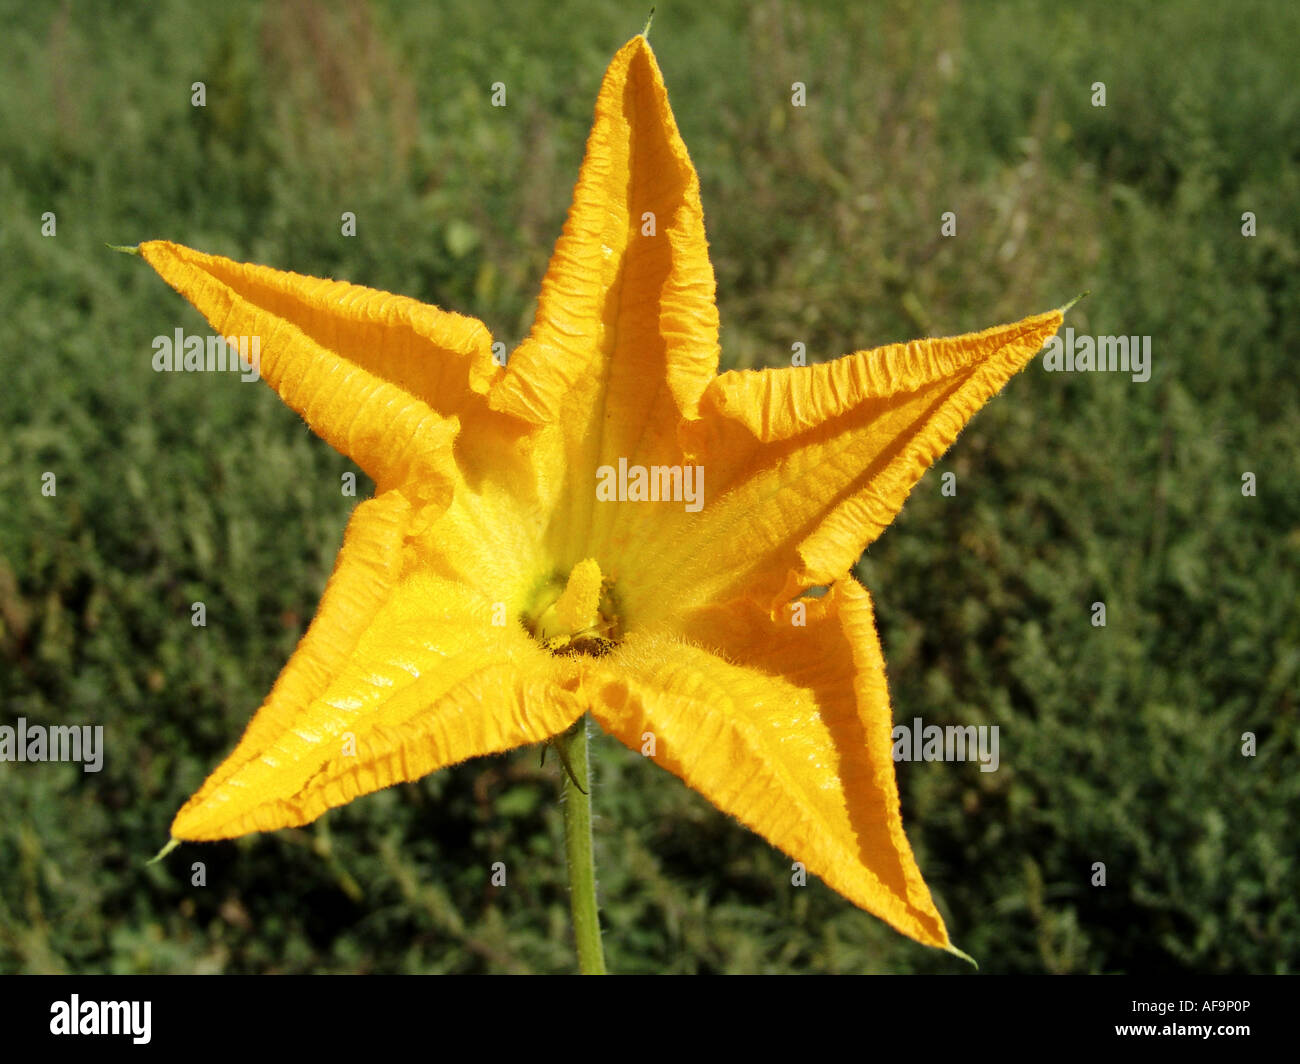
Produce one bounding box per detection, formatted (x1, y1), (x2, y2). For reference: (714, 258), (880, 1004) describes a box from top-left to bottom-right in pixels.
(106, 243), (141, 256)
(170, 790), (225, 842)
(146, 837), (181, 866)
(641, 6), (656, 39)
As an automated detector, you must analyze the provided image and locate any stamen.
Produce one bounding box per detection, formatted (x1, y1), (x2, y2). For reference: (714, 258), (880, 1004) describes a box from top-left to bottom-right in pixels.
(541, 558), (603, 641)
(527, 559), (620, 656)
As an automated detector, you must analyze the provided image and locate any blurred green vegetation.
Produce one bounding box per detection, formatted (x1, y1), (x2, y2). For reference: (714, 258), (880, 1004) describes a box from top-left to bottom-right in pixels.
(2, 0), (1297, 973)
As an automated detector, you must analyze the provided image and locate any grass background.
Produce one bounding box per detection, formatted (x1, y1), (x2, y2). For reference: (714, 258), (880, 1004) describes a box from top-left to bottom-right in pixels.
(1, 0), (1297, 973)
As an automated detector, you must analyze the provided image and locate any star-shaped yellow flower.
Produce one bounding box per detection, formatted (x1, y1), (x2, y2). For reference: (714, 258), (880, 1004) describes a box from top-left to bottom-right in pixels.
(136, 34), (1063, 954)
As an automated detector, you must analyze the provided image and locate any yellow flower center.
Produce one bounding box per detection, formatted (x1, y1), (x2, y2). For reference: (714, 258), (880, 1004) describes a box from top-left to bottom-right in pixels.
(526, 558), (621, 656)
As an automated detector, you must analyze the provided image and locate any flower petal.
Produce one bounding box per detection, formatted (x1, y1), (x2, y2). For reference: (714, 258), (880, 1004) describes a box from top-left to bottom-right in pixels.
(138, 240), (499, 513)
(590, 575), (952, 950)
(623, 311), (1063, 621)
(488, 35), (720, 563)
(186, 491), (413, 804)
(171, 503), (585, 840)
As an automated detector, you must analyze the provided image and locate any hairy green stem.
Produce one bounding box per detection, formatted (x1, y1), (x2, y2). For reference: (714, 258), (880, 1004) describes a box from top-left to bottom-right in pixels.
(558, 714), (606, 974)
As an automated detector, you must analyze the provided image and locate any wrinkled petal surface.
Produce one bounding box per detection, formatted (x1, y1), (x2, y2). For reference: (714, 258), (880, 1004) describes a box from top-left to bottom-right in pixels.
(619, 312), (1063, 622)
(172, 493), (585, 840)
(489, 35), (721, 568)
(593, 576), (950, 948)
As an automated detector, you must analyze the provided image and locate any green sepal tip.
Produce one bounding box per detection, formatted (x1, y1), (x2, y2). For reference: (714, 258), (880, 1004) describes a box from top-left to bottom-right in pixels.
(944, 942), (979, 969)
(1059, 290), (1090, 315)
(146, 837), (181, 865)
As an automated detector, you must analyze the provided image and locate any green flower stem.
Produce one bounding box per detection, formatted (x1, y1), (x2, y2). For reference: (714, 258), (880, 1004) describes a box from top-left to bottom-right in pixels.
(558, 714), (606, 974)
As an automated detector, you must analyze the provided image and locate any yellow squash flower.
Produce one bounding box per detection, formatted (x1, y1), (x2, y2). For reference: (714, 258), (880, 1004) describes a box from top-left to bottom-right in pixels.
(136, 34), (1064, 955)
